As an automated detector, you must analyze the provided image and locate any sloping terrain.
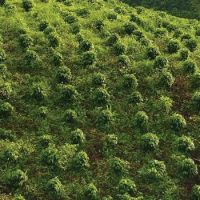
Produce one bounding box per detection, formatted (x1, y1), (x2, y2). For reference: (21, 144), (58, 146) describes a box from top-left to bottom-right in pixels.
(0, 0), (200, 199)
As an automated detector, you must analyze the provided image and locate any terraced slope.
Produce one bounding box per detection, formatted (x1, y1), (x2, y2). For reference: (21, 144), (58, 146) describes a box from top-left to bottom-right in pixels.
(1, 0), (200, 199)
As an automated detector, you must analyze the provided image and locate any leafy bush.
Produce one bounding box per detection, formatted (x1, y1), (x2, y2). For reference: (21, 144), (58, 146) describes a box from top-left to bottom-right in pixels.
(19, 34), (33, 49)
(169, 113), (186, 131)
(3, 148), (19, 162)
(24, 50), (41, 69)
(141, 133), (159, 152)
(192, 92), (200, 110)
(182, 60), (197, 74)
(92, 88), (110, 106)
(52, 51), (63, 66)
(56, 66), (72, 84)
(80, 51), (96, 66)
(179, 48), (189, 60)
(167, 40), (180, 53)
(31, 84), (46, 100)
(7, 169), (28, 189)
(22, 0), (33, 11)
(71, 128), (85, 145)
(79, 40), (93, 52)
(73, 151), (90, 170)
(70, 23), (80, 34)
(107, 13), (117, 21)
(41, 144), (59, 167)
(76, 8), (90, 18)
(60, 84), (78, 102)
(39, 134), (52, 147)
(13, 194), (25, 200)
(192, 185), (200, 200)
(159, 70), (174, 89)
(0, 49), (6, 63)
(124, 22), (137, 35)
(129, 91), (143, 104)
(92, 72), (106, 87)
(122, 74), (138, 89)
(134, 111), (148, 130)
(47, 177), (65, 199)
(94, 20), (104, 30)
(191, 73), (200, 89)
(84, 183), (98, 200)
(113, 42), (126, 55)
(0, 82), (12, 99)
(48, 33), (59, 48)
(118, 178), (137, 195)
(156, 95), (173, 113)
(147, 47), (160, 59)
(96, 109), (114, 129)
(0, 102), (14, 117)
(175, 156), (198, 178)
(185, 38), (197, 52)
(0, 128), (15, 141)
(139, 160), (167, 182)
(118, 55), (130, 66)
(0, 0), (6, 6)
(103, 134), (118, 150)
(106, 33), (119, 46)
(39, 21), (49, 31)
(64, 109), (78, 123)
(110, 157), (127, 176)
(154, 56), (168, 69)
(176, 136), (195, 153)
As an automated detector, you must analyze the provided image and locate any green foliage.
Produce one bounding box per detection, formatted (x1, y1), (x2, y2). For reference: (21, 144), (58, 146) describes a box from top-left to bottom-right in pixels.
(47, 177), (65, 199)
(0, 49), (6, 63)
(134, 111), (148, 130)
(129, 91), (143, 104)
(113, 42), (126, 55)
(175, 135), (195, 153)
(60, 84), (78, 102)
(84, 183), (98, 200)
(56, 66), (72, 84)
(48, 33), (59, 48)
(79, 40), (93, 52)
(92, 87), (110, 106)
(122, 74), (138, 89)
(185, 38), (197, 52)
(94, 20), (104, 31)
(154, 56), (168, 69)
(110, 157), (127, 176)
(92, 72), (106, 87)
(24, 50), (41, 69)
(169, 113), (186, 131)
(192, 91), (200, 110)
(159, 70), (174, 88)
(64, 109), (78, 123)
(124, 22), (137, 35)
(73, 151), (90, 170)
(141, 133), (159, 152)
(192, 185), (200, 200)
(80, 51), (96, 66)
(118, 178), (137, 195)
(191, 73), (200, 89)
(147, 47), (160, 59)
(106, 33), (119, 46)
(167, 40), (180, 53)
(139, 160), (167, 182)
(22, 0), (33, 11)
(179, 48), (189, 60)
(182, 60), (197, 74)
(0, 102), (14, 117)
(19, 34), (33, 49)
(71, 128), (85, 145)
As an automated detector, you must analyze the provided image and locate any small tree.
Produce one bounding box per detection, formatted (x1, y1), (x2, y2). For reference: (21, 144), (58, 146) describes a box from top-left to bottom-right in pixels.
(141, 133), (159, 152)
(169, 113), (186, 131)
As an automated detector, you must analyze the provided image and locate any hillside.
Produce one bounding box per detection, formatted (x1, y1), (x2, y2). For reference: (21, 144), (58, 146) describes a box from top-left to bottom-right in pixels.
(1, 0), (200, 199)
(122, 0), (200, 19)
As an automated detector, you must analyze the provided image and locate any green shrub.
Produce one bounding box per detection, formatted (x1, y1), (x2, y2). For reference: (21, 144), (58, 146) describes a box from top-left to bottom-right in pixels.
(176, 156), (198, 178)
(192, 91), (200, 110)
(64, 109), (78, 123)
(71, 128), (85, 145)
(73, 151), (90, 170)
(80, 51), (96, 66)
(176, 136), (195, 153)
(92, 72), (105, 87)
(167, 40), (180, 53)
(93, 88), (110, 106)
(103, 134), (118, 149)
(52, 51), (63, 66)
(79, 40), (93, 52)
(192, 185), (200, 200)
(3, 148), (19, 162)
(13, 194), (25, 200)
(0, 128), (15, 141)
(24, 50), (41, 69)
(113, 42), (126, 55)
(124, 22), (137, 35)
(181, 33), (192, 41)
(0, 102), (14, 117)
(7, 169), (28, 189)
(118, 55), (130, 66)
(94, 20), (104, 30)
(147, 47), (160, 59)
(110, 157), (127, 176)
(185, 38), (197, 52)
(154, 56), (168, 69)
(56, 66), (72, 84)
(139, 160), (167, 182)
(38, 106), (48, 118)
(107, 13), (117, 21)
(179, 48), (189, 60)
(182, 60), (197, 74)
(84, 183), (98, 200)
(129, 91), (143, 104)
(106, 33), (119, 46)
(0, 0), (6, 6)
(31, 84), (46, 100)
(122, 74), (138, 89)
(41, 145), (59, 167)
(159, 70), (174, 89)
(76, 8), (90, 18)
(48, 33), (59, 48)
(44, 26), (55, 35)
(0, 49), (6, 63)
(96, 109), (113, 129)
(70, 23), (80, 34)
(134, 111), (148, 129)
(130, 14), (142, 25)
(19, 34), (33, 49)
(141, 133), (159, 152)
(0, 82), (12, 99)
(64, 15), (77, 24)
(60, 84), (78, 102)
(22, 0), (33, 11)
(47, 177), (65, 200)
(191, 73), (200, 89)
(156, 95), (173, 113)
(39, 21), (49, 31)
(118, 178), (137, 195)
(169, 113), (186, 131)
(39, 134), (52, 147)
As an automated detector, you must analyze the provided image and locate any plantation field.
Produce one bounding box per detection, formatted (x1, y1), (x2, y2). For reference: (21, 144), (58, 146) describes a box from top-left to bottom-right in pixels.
(0, 0), (200, 199)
